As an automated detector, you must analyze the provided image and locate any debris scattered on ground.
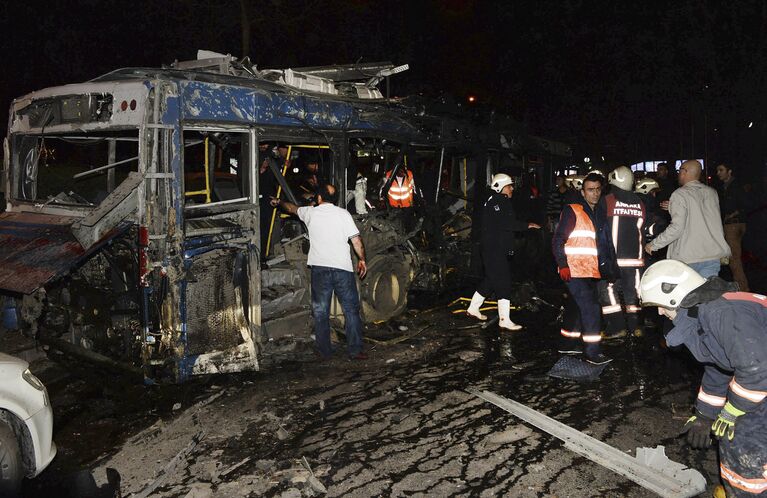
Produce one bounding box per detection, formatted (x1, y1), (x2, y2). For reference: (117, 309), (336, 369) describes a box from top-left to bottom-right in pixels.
(277, 425), (289, 440)
(483, 425), (535, 445)
(220, 456), (251, 478)
(29, 302), (720, 497)
(636, 446), (708, 493)
(133, 430), (206, 498)
(183, 482), (213, 498)
(307, 475), (328, 494)
(511, 361), (537, 370)
(469, 389), (707, 498)
(458, 350), (482, 362)
(196, 389), (227, 408)
(301, 456), (328, 494)
(279, 488), (302, 498)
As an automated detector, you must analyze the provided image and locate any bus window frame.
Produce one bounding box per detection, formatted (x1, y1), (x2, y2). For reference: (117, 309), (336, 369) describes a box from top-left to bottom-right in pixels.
(181, 125), (256, 210)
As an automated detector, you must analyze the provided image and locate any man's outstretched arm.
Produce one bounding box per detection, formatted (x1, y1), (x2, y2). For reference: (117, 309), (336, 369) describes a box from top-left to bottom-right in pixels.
(269, 197), (299, 216)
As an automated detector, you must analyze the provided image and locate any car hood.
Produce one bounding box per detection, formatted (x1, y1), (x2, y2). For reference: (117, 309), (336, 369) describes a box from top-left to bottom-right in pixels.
(0, 353), (28, 368)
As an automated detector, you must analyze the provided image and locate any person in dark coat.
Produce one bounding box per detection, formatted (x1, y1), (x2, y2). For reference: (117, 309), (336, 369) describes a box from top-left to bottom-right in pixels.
(716, 163), (751, 292)
(466, 173), (540, 330)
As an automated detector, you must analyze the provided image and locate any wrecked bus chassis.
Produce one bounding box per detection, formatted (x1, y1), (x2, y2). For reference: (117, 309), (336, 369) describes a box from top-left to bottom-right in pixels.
(0, 54), (562, 382)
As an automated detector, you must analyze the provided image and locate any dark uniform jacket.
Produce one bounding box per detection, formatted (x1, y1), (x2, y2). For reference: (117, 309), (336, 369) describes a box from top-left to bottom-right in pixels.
(599, 188), (646, 268)
(637, 193), (668, 242)
(481, 191), (528, 256)
(669, 281), (767, 419)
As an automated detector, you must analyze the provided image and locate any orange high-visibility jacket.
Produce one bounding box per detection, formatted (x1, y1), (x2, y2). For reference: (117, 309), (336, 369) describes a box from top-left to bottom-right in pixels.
(564, 204), (600, 278)
(384, 170), (415, 208)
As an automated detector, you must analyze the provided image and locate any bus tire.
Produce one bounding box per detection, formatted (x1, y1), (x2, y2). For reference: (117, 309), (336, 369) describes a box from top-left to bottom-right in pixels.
(360, 255), (409, 323)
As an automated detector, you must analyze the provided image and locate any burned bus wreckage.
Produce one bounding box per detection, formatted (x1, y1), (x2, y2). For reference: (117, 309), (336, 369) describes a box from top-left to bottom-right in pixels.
(0, 52), (571, 382)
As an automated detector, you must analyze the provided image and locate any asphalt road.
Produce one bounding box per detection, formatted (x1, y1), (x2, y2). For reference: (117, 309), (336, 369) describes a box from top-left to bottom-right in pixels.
(18, 300), (721, 497)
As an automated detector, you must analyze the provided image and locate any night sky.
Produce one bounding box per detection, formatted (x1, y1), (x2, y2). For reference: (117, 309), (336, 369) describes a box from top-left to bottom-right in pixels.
(3, 0), (767, 178)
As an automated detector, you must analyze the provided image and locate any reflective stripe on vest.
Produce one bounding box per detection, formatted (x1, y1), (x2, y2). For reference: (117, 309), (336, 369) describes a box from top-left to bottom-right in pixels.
(722, 292), (767, 306)
(565, 204), (600, 278)
(719, 463), (767, 493)
(386, 171), (414, 207)
(617, 258), (644, 267)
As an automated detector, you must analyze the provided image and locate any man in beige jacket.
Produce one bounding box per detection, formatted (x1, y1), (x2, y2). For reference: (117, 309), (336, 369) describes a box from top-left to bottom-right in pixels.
(645, 160), (730, 278)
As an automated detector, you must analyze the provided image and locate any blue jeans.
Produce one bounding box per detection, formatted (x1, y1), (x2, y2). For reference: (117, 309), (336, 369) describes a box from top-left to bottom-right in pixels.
(310, 266), (363, 357)
(689, 260), (720, 279)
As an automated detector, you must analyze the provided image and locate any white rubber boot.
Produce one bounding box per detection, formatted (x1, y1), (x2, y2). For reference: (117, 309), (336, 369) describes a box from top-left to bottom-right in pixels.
(466, 292), (487, 321)
(498, 299), (522, 331)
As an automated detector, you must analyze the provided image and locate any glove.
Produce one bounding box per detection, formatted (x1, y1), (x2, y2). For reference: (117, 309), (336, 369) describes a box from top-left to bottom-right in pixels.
(712, 402), (745, 441)
(680, 412), (714, 449)
(558, 267), (571, 282)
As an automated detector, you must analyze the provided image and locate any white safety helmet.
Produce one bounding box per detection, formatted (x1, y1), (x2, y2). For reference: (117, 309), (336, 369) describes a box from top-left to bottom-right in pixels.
(490, 173), (513, 193)
(566, 174), (585, 191)
(634, 177), (660, 195)
(640, 260), (707, 309)
(608, 166), (634, 191)
(589, 168), (605, 178)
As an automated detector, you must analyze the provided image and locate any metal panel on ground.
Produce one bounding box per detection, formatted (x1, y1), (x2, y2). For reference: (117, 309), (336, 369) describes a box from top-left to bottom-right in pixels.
(468, 389), (707, 498)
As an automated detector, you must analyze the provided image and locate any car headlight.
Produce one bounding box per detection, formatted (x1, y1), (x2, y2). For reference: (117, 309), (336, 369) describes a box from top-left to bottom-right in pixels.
(22, 369), (45, 391)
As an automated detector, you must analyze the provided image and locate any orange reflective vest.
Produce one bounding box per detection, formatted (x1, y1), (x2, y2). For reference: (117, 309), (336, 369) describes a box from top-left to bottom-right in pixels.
(385, 170), (415, 208)
(564, 204), (600, 278)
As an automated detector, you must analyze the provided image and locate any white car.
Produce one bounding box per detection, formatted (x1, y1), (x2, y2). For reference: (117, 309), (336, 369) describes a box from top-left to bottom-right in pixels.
(0, 353), (56, 495)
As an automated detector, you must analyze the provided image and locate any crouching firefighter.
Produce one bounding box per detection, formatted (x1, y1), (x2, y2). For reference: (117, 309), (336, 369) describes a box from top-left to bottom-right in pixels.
(467, 173), (540, 330)
(552, 172), (617, 365)
(640, 260), (767, 497)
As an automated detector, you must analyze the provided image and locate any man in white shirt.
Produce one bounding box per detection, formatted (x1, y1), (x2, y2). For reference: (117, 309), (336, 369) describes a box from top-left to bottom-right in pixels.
(270, 184), (368, 360)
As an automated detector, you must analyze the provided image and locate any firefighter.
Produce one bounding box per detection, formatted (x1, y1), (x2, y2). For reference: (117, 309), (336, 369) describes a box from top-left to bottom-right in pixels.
(467, 173), (540, 330)
(552, 172), (614, 364)
(635, 177), (666, 239)
(640, 260), (767, 497)
(635, 177), (668, 332)
(598, 166), (647, 340)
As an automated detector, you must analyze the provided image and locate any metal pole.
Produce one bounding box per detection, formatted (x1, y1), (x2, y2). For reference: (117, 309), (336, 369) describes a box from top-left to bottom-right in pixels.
(107, 139), (116, 192)
(435, 147), (445, 204)
(265, 145), (292, 257)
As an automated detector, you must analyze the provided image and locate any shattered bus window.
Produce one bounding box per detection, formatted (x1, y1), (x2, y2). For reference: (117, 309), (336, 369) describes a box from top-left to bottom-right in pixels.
(15, 131), (139, 205)
(183, 130), (250, 207)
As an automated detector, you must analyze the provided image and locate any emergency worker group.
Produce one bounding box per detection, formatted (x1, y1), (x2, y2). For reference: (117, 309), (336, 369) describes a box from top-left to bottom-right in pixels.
(273, 150), (764, 496)
(469, 161), (765, 498)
